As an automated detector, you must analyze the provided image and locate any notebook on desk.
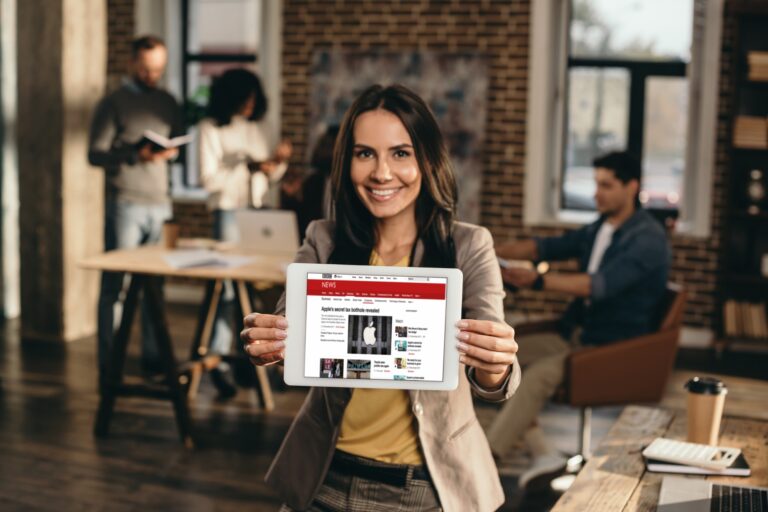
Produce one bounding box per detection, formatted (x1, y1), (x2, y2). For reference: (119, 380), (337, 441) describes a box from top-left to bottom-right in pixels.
(658, 476), (768, 512)
(646, 452), (751, 476)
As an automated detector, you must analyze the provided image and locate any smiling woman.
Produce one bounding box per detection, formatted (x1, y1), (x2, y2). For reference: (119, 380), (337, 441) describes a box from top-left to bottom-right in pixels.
(241, 84), (521, 512)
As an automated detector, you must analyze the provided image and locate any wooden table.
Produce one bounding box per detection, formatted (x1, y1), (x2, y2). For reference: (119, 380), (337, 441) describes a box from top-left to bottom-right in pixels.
(81, 244), (293, 448)
(552, 405), (768, 511)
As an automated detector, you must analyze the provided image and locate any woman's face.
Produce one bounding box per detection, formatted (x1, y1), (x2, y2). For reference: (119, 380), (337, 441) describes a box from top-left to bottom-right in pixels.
(239, 93), (256, 118)
(350, 109), (421, 222)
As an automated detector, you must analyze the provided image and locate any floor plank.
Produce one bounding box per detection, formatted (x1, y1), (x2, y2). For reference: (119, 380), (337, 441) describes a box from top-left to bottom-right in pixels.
(2, 304), (767, 512)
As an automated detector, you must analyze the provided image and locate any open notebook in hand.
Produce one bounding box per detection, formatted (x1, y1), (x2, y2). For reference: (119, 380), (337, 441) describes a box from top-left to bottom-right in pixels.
(141, 130), (193, 152)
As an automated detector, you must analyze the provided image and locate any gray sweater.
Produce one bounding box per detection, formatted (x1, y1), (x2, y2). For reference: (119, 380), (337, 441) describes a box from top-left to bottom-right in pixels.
(88, 80), (183, 204)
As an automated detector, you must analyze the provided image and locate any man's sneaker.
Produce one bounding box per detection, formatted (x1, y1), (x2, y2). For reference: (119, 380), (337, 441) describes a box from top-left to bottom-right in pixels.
(518, 453), (568, 492)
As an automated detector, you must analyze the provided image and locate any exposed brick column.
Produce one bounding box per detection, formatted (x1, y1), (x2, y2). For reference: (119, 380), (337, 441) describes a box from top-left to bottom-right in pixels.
(107, 0), (135, 91)
(17, 0), (106, 341)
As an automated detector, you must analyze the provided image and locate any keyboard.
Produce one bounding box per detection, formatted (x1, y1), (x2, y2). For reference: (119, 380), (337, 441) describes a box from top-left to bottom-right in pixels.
(711, 484), (768, 512)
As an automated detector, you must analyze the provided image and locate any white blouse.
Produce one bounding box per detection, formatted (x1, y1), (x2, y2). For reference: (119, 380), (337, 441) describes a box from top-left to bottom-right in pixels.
(198, 115), (287, 210)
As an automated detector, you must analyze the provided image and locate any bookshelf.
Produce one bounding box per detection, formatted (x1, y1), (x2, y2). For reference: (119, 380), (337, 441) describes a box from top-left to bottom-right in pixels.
(718, 2), (768, 351)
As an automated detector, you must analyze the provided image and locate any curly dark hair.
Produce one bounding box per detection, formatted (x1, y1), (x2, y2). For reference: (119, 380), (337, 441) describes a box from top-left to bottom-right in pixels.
(206, 68), (268, 126)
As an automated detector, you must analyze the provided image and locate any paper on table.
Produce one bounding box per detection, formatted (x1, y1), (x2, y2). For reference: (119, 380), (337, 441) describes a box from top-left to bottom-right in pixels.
(163, 249), (252, 269)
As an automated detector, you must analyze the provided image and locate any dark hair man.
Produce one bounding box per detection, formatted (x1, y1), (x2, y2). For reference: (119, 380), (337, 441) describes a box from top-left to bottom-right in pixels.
(88, 35), (184, 380)
(486, 151), (671, 489)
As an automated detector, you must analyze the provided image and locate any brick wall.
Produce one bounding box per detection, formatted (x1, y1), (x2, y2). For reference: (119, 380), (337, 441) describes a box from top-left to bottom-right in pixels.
(280, 0), (735, 330)
(107, 0), (134, 91)
(104, 0), (733, 329)
(172, 200), (213, 238)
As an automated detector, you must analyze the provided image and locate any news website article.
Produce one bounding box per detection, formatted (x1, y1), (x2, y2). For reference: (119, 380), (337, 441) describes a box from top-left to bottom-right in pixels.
(304, 272), (448, 381)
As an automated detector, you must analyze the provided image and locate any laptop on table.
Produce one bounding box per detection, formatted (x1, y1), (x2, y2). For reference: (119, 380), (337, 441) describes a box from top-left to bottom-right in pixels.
(234, 210), (300, 256)
(658, 475), (767, 511)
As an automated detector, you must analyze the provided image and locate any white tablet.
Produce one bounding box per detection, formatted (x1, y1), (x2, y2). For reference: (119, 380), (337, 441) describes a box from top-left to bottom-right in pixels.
(284, 263), (463, 390)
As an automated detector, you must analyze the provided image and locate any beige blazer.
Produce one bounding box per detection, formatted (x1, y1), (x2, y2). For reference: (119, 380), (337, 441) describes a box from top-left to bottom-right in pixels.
(266, 220), (521, 512)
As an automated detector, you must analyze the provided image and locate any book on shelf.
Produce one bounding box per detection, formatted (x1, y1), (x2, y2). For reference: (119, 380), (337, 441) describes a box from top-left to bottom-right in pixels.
(645, 452), (751, 477)
(733, 116), (768, 149)
(748, 51), (768, 79)
(724, 300), (737, 337)
(744, 301), (755, 338)
(722, 300), (768, 339)
(752, 303), (768, 338)
(748, 69), (768, 81)
(747, 51), (768, 65)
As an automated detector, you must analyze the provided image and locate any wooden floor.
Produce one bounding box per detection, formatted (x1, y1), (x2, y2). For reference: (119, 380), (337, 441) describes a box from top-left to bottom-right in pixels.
(1, 304), (766, 511)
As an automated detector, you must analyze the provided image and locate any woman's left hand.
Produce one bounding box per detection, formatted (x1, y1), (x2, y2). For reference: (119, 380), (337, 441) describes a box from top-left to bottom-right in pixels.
(275, 139), (293, 162)
(456, 319), (517, 389)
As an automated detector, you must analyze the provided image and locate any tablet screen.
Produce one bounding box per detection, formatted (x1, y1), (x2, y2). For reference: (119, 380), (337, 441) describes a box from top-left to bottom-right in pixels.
(304, 272), (448, 382)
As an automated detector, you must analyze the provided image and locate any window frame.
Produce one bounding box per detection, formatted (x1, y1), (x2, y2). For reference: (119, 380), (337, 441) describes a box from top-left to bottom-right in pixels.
(178, 0), (260, 188)
(562, 57), (687, 211)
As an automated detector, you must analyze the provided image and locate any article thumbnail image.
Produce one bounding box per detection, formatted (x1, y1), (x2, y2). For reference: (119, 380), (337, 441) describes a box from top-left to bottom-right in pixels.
(395, 326), (408, 338)
(395, 340), (408, 352)
(346, 359), (371, 379)
(319, 358), (344, 378)
(395, 357), (407, 369)
(348, 315), (392, 355)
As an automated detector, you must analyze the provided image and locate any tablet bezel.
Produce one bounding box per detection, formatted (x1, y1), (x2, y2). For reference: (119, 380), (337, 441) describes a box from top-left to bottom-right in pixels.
(283, 262), (463, 391)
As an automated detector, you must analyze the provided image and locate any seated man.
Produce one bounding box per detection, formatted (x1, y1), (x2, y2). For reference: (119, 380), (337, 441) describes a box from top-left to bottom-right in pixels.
(487, 151), (671, 489)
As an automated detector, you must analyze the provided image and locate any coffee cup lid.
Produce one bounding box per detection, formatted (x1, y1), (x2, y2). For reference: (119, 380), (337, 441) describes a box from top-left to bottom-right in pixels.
(685, 376), (726, 395)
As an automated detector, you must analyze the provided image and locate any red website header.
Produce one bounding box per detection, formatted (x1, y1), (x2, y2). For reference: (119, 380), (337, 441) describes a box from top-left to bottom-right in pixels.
(307, 279), (446, 300)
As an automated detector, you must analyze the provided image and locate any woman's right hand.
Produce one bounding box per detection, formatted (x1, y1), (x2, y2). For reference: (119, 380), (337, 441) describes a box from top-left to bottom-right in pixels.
(240, 313), (287, 366)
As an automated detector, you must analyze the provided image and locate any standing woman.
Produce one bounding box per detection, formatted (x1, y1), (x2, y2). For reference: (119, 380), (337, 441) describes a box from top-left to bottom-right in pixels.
(198, 68), (292, 397)
(241, 85), (520, 511)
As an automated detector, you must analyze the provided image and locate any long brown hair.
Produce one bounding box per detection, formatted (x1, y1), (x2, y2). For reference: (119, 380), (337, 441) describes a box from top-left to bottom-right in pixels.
(328, 84), (457, 268)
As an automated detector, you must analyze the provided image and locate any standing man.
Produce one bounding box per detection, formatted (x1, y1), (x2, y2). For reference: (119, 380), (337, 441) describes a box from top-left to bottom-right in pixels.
(89, 36), (183, 379)
(487, 151), (671, 490)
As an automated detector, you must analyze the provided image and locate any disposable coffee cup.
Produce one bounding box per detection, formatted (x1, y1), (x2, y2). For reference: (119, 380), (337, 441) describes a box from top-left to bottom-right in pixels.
(685, 376), (727, 446)
(162, 221), (180, 249)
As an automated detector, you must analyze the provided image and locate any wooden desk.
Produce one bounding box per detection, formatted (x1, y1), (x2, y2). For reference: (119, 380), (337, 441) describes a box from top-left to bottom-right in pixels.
(81, 244), (293, 447)
(552, 405), (768, 511)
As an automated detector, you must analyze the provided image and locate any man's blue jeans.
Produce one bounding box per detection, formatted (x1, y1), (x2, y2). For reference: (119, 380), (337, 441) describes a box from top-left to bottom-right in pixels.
(98, 200), (172, 375)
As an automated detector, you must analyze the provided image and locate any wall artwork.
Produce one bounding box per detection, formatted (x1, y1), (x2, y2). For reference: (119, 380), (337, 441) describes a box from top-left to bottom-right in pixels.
(308, 50), (489, 223)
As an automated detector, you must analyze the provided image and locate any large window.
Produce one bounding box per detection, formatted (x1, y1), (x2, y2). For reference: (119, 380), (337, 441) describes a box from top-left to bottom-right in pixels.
(525, 0), (722, 236)
(562, 0), (692, 211)
(175, 0), (262, 190)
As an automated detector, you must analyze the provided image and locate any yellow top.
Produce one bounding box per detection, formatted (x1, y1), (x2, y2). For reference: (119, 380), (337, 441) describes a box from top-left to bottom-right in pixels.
(335, 250), (424, 465)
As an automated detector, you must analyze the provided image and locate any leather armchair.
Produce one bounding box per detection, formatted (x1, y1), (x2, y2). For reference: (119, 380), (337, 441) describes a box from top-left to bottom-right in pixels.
(515, 283), (686, 457)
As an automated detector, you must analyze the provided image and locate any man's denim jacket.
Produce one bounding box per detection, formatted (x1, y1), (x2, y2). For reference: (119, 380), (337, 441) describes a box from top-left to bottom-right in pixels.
(535, 209), (671, 345)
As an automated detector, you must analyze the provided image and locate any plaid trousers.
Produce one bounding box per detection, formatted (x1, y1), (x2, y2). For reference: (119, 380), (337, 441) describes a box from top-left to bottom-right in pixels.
(279, 451), (442, 512)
